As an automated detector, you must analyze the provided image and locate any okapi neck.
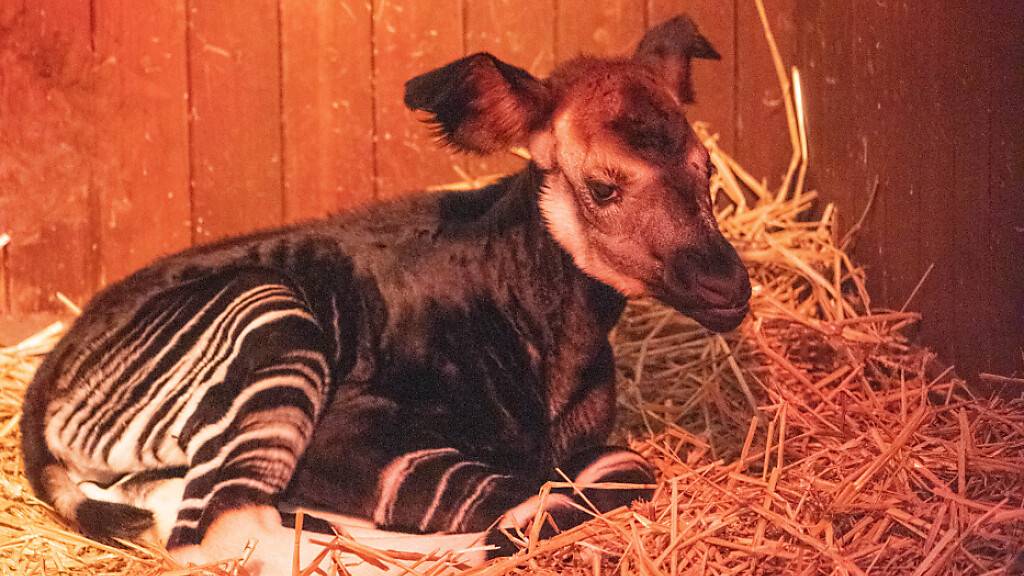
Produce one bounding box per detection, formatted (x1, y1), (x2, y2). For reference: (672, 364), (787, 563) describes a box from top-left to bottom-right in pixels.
(513, 163), (627, 332)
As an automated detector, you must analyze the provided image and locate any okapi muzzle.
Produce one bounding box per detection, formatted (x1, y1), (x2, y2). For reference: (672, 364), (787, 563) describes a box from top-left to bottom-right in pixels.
(661, 231), (751, 332)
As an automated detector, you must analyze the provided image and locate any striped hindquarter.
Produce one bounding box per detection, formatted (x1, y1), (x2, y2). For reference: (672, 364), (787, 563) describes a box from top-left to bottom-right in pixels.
(39, 268), (333, 548)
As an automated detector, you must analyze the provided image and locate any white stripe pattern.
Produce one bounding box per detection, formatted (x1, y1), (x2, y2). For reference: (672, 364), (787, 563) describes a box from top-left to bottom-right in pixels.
(572, 451), (649, 486)
(446, 472), (511, 532)
(417, 461), (486, 531)
(373, 448), (460, 525)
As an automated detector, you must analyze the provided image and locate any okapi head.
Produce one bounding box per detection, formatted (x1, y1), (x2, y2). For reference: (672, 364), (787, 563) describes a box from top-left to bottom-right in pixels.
(405, 15), (751, 332)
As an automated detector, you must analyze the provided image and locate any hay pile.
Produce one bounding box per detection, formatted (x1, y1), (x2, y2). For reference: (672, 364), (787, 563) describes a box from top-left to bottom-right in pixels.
(2, 2), (1023, 574)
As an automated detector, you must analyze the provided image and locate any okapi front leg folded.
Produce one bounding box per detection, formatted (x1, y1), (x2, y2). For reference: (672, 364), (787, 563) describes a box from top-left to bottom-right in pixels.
(484, 446), (655, 557)
(283, 393), (551, 536)
(286, 404), (655, 559)
(371, 446), (654, 557)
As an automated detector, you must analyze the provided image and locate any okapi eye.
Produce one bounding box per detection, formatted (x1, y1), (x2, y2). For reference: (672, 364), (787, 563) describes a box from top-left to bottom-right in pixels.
(586, 179), (620, 205)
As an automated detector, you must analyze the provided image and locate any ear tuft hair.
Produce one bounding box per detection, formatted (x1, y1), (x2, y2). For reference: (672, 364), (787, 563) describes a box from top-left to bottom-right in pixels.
(634, 15), (720, 103)
(404, 52), (550, 154)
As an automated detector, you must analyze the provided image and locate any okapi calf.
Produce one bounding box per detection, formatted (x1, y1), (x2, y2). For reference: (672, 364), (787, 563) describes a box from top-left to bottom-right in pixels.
(20, 14), (750, 575)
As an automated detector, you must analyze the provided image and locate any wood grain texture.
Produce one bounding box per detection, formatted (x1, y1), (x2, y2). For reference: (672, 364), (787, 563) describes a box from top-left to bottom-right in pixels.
(735, 0), (795, 186)
(0, 0), (98, 312)
(557, 0), (646, 61)
(22, 0), (91, 46)
(92, 0), (192, 284)
(373, 0), (464, 198)
(887, 2), (948, 363)
(985, 2), (1024, 377)
(462, 0), (555, 180)
(648, 0), (736, 150)
(946, 1), (992, 377)
(1, 0), (1019, 383)
(281, 0), (375, 221)
(188, 0), (283, 241)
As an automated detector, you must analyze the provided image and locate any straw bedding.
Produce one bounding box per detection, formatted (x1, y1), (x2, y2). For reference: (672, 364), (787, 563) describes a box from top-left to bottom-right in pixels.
(2, 3), (1023, 574)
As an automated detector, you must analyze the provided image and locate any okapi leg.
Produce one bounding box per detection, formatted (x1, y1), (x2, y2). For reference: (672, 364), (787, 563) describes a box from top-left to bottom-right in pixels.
(485, 446), (655, 557)
(558, 445), (655, 513)
(160, 279), (331, 562)
(284, 391), (548, 536)
(372, 448), (543, 534)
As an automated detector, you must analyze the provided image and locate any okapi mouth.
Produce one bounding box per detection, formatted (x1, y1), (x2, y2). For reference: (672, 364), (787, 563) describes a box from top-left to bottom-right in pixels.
(652, 283), (751, 332)
(682, 302), (750, 333)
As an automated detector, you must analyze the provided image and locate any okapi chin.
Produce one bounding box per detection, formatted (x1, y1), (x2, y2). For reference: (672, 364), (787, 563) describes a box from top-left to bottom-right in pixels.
(19, 14), (748, 575)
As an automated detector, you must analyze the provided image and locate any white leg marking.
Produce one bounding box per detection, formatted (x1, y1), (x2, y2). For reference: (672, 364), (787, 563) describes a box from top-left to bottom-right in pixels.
(446, 473), (511, 532)
(573, 451), (650, 486)
(418, 461), (485, 531)
(498, 493), (576, 530)
(372, 448), (460, 525)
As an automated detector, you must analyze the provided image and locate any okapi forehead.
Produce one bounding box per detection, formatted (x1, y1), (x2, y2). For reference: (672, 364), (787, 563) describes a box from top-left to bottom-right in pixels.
(549, 58), (690, 161)
(607, 83), (689, 161)
(551, 111), (659, 188)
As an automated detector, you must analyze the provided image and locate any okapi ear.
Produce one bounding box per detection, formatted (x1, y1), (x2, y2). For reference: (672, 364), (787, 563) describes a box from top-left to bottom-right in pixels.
(634, 15), (720, 104)
(404, 52), (551, 154)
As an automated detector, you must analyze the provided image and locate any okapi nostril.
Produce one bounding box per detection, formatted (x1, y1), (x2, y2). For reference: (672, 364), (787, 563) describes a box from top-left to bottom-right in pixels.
(667, 248), (750, 309)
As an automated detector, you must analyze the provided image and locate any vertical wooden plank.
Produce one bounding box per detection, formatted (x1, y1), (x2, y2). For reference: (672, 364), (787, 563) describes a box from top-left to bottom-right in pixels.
(799, 1), (886, 304)
(855, 1), (894, 309)
(929, 1), (983, 377)
(986, 2), (1024, 378)
(840, 2), (890, 307)
(734, 0), (796, 185)
(462, 0), (555, 180)
(281, 0), (375, 221)
(892, 1), (954, 366)
(942, 0), (990, 378)
(862, 1), (928, 321)
(189, 0), (282, 241)
(373, 0), (464, 198)
(0, 0), (98, 312)
(797, 0), (856, 233)
(92, 0), (192, 284)
(556, 0), (645, 61)
(648, 0), (736, 150)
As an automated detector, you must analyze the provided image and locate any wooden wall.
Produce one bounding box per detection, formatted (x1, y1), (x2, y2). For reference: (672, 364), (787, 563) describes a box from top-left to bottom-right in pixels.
(2, 1), (1019, 380)
(0, 0), (796, 314)
(795, 0), (1024, 380)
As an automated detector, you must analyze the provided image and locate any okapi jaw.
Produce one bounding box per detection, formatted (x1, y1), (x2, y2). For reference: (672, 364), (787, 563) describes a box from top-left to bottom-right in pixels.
(404, 14), (750, 333)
